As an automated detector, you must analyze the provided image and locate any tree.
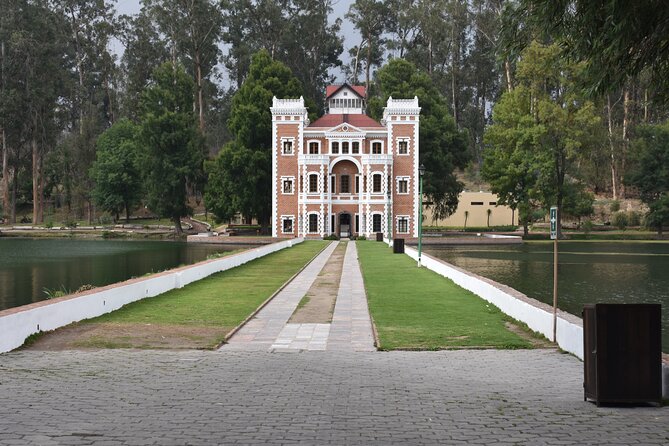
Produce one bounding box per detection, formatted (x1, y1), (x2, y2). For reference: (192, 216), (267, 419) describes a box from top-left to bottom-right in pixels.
(143, 0), (223, 132)
(90, 119), (141, 222)
(369, 58), (469, 219)
(518, 1), (669, 101)
(220, 0), (343, 111)
(627, 122), (669, 235)
(205, 50), (303, 229)
(346, 0), (389, 91)
(483, 42), (600, 236)
(138, 62), (205, 235)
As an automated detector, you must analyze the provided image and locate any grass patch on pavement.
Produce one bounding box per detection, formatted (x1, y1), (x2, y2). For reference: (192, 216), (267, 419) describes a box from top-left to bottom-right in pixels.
(83, 241), (328, 347)
(356, 241), (532, 350)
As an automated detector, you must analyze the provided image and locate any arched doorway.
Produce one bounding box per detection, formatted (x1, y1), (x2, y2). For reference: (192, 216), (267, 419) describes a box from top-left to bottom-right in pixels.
(339, 213), (351, 238)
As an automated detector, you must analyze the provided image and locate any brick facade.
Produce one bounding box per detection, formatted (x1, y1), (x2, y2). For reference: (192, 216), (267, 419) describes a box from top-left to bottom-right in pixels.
(271, 86), (420, 239)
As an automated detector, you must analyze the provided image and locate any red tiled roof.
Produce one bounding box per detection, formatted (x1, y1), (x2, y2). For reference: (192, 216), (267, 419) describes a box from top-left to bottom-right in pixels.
(325, 84), (366, 99)
(308, 114), (383, 128)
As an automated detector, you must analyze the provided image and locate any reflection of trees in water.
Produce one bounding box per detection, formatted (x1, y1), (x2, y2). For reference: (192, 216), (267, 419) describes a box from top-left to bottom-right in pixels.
(0, 240), (250, 311)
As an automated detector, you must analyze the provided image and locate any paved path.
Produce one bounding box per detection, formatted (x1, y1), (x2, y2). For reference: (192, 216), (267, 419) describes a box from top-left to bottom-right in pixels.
(327, 241), (375, 352)
(222, 241), (338, 351)
(0, 349), (666, 445)
(224, 241), (375, 352)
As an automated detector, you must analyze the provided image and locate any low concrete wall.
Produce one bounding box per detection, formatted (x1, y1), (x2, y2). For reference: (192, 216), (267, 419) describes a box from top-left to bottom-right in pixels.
(403, 245), (584, 359)
(0, 238), (303, 353)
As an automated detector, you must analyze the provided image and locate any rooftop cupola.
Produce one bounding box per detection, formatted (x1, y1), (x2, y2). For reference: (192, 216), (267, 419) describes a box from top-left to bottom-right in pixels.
(326, 83), (366, 114)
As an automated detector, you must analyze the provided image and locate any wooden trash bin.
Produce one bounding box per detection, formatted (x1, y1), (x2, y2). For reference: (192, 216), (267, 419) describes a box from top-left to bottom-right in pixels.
(582, 303), (662, 406)
(376, 232), (383, 242)
(393, 238), (405, 254)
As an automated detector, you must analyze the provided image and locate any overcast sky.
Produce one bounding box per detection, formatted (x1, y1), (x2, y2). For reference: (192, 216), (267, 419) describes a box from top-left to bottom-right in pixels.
(113, 0), (359, 85)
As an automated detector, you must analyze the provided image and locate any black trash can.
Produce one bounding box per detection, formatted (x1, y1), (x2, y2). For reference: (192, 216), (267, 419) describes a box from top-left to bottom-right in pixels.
(582, 303), (661, 405)
(393, 238), (405, 253)
(376, 232), (384, 242)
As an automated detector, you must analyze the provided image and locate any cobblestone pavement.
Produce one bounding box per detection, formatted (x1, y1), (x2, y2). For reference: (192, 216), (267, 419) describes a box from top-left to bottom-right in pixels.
(0, 349), (667, 445)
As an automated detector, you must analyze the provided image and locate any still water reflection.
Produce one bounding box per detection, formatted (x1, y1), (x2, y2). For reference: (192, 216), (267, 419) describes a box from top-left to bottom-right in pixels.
(0, 238), (251, 311)
(425, 241), (669, 351)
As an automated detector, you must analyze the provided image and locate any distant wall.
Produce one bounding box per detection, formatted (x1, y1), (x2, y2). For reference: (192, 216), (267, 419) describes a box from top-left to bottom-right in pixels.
(424, 191), (518, 227)
(0, 238), (303, 354)
(403, 245), (583, 359)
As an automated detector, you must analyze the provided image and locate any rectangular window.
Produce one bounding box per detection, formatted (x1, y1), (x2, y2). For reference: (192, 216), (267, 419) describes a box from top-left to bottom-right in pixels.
(282, 140), (293, 155)
(342, 142), (349, 154)
(372, 142), (382, 154)
(331, 215), (335, 234)
(282, 218), (293, 233)
(398, 140), (408, 155)
(397, 217), (409, 234)
(372, 214), (382, 233)
(282, 178), (293, 194)
(355, 215), (359, 233)
(309, 174), (318, 193)
(330, 175), (335, 194)
(355, 176), (360, 194)
(398, 179), (408, 194)
(309, 214), (318, 233)
(352, 141), (360, 154)
(372, 174), (382, 193)
(489, 202), (497, 205)
(309, 142), (319, 154)
(471, 202), (484, 206)
(331, 141), (339, 154)
(340, 175), (350, 193)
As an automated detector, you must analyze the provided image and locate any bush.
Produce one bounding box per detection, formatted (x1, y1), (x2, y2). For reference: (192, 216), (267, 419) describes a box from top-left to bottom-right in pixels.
(582, 220), (593, 235)
(611, 212), (628, 230)
(357, 235), (367, 241)
(610, 200), (620, 212)
(323, 234), (340, 240)
(626, 211), (641, 227)
(65, 220), (78, 229)
(45, 220), (53, 229)
(75, 284), (96, 293)
(98, 214), (113, 226)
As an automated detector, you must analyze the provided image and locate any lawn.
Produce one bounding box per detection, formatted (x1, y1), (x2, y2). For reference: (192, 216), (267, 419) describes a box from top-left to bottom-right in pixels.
(81, 240), (328, 347)
(356, 241), (532, 350)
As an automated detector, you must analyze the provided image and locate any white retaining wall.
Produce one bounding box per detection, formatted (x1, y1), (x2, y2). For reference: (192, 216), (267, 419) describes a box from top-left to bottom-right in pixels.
(0, 238), (303, 353)
(403, 245), (584, 359)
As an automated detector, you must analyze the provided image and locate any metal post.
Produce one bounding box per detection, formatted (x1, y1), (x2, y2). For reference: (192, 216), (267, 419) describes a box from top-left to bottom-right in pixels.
(553, 237), (558, 343)
(417, 174), (423, 267)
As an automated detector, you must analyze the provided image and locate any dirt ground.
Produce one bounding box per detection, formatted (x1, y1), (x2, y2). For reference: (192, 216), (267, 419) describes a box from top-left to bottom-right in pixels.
(24, 322), (230, 351)
(289, 242), (346, 324)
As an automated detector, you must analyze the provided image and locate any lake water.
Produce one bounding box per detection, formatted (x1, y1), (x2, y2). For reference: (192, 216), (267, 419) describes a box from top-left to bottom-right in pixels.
(0, 238), (251, 311)
(425, 242), (669, 351)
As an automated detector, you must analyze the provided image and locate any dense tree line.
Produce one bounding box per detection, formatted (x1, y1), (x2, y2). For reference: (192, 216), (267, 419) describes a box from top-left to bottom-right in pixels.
(0, 0), (667, 233)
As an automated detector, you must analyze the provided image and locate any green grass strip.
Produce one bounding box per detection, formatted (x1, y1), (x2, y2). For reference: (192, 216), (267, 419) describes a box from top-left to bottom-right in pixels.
(89, 241), (328, 328)
(356, 241), (532, 350)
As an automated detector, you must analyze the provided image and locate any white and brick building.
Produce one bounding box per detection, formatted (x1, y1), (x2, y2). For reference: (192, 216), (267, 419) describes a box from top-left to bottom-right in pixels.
(271, 84), (420, 239)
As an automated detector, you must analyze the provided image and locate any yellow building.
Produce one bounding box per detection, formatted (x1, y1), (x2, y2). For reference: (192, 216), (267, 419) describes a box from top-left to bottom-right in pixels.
(424, 191), (518, 228)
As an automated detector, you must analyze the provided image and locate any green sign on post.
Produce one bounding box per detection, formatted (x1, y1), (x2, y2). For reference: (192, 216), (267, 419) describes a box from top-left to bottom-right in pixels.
(550, 206), (558, 240)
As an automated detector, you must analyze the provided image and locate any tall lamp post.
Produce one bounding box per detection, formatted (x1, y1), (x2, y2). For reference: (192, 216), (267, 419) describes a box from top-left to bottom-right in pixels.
(417, 164), (425, 267)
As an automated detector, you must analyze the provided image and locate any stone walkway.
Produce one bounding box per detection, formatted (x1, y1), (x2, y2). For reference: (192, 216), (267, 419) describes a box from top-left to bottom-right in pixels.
(222, 241), (338, 351)
(1, 349), (666, 445)
(223, 241), (375, 352)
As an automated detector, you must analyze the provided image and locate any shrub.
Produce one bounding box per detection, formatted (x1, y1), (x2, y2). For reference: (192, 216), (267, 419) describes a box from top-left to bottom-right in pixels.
(626, 211), (641, 227)
(611, 212), (628, 230)
(582, 220), (593, 235)
(98, 214), (113, 226)
(65, 220), (78, 228)
(45, 220), (53, 229)
(75, 284), (96, 293)
(323, 234), (340, 240)
(610, 200), (620, 212)
(357, 235), (367, 241)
